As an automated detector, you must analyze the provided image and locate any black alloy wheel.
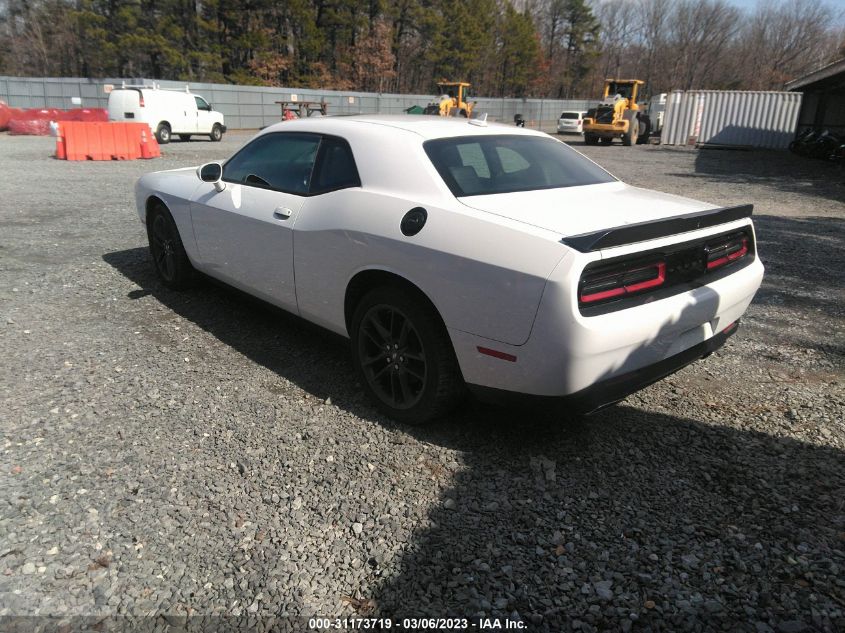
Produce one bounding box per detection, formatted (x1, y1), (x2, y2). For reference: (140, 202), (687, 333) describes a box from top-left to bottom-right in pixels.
(358, 304), (427, 410)
(150, 213), (177, 282)
(351, 286), (464, 424)
(147, 206), (194, 290)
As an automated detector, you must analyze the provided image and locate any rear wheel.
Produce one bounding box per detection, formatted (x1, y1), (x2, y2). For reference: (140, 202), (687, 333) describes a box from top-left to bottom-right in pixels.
(210, 123), (223, 142)
(147, 204), (194, 290)
(636, 117), (651, 145)
(351, 286), (464, 425)
(584, 134), (599, 146)
(155, 123), (171, 144)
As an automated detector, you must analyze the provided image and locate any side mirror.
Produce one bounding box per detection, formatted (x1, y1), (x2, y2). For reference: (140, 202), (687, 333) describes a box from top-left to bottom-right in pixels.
(207, 103), (213, 111)
(197, 162), (226, 192)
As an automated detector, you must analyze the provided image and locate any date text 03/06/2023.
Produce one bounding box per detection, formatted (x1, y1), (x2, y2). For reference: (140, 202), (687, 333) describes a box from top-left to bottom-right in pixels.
(308, 617), (527, 630)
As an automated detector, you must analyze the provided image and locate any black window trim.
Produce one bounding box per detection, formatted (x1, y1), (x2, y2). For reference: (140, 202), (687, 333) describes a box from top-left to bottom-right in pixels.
(221, 131), (362, 197)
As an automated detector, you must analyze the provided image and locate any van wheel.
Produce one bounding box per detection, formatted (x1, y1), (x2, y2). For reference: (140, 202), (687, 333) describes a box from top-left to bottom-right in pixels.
(179, 134), (191, 142)
(210, 124), (223, 142)
(155, 123), (171, 144)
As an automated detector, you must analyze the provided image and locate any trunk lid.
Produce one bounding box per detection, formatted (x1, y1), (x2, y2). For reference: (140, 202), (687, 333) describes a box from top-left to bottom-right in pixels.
(458, 182), (716, 238)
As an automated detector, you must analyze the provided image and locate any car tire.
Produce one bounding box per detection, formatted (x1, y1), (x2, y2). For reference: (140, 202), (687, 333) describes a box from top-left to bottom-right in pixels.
(155, 123), (171, 144)
(210, 124), (223, 142)
(584, 134), (599, 146)
(179, 134), (191, 142)
(147, 203), (194, 290)
(351, 285), (464, 425)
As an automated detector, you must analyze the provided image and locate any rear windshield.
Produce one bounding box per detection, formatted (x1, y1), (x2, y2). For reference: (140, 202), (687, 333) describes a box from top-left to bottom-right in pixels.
(560, 112), (580, 119)
(424, 135), (615, 197)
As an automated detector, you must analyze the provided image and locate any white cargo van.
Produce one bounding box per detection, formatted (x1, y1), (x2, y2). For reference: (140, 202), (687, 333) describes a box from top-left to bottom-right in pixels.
(107, 84), (226, 144)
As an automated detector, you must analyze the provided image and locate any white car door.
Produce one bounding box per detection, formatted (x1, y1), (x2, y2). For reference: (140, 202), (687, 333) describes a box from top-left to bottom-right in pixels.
(190, 132), (321, 312)
(194, 96), (213, 134)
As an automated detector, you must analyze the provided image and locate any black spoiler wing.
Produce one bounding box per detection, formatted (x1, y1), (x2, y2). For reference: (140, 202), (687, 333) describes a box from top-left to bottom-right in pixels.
(560, 204), (753, 253)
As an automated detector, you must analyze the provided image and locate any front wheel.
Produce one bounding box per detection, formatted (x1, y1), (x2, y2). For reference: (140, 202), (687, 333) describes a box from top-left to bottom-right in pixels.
(351, 286), (464, 424)
(210, 124), (223, 142)
(147, 204), (194, 290)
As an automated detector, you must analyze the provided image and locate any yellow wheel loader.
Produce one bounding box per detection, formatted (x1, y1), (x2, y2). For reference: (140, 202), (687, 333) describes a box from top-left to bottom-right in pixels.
(582, 79), (651, 146)
(423, 80), (475, 117)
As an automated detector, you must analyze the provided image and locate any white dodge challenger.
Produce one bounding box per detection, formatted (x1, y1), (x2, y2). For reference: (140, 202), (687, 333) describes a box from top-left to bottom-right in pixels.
(135, 115), (764, 423)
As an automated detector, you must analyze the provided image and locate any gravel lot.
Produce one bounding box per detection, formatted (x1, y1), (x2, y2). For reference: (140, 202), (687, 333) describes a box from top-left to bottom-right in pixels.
(1, 129), (843, 632)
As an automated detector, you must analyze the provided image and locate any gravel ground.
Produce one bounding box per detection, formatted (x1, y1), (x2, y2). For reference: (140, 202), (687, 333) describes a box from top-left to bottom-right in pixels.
(1, 130), (843, 632)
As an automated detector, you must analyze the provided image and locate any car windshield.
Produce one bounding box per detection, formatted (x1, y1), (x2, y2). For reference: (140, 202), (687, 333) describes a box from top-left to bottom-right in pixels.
(560, 112), (579, 120)
(424, 135), (615, 197)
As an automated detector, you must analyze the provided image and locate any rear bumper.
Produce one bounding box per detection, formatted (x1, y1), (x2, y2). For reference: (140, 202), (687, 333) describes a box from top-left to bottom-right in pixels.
(468, 321), (738, 414)
(447, 220), (763, 398)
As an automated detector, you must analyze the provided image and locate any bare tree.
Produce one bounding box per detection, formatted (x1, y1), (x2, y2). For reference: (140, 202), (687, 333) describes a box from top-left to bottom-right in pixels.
(636, 0), (671, 92)
(738, 0), (838, 89)
(595, 0), (637, 79)
(664, 0), (742, 90)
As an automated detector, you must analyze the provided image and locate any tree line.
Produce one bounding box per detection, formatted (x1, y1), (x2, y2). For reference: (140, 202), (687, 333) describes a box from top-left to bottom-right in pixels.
(1, 0), (842, 100)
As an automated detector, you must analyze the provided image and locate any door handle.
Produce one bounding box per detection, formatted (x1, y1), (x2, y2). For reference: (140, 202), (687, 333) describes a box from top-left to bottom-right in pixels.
(273, 207), (293, 220)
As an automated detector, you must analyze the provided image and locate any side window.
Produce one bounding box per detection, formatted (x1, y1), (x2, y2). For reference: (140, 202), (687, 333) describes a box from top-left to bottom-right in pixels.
(310, 136), (361, 194)
(223, 133), (320, 195)
(195, 96), (209, 111)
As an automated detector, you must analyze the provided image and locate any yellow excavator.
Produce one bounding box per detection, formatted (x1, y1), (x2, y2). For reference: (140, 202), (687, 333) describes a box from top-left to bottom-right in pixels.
(582, 79), (651, 146)
(424, 80), (475, 117)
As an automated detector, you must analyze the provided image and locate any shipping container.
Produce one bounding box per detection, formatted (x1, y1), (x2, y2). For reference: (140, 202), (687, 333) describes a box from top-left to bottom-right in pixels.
(661, 90), (802, 149)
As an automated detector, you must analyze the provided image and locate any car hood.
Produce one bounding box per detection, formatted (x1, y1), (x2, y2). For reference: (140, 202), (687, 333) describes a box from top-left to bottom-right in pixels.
(458, 182), (717, 237)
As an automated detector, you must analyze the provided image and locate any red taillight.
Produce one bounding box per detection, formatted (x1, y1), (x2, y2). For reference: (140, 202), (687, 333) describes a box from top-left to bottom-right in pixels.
(580, 261), (666, 304)
(706, 237), (748, 270)
(139, 95), (145, 107)
(577, 119), (582, 124)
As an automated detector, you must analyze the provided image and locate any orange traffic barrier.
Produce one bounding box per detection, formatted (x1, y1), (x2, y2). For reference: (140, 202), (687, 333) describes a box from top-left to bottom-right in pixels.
(55, 122), (160, 161)
(55, 124), (67, 159)
(139, 126), (161, 159)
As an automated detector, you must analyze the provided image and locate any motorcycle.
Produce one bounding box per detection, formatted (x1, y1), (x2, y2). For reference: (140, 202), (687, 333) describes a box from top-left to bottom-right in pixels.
(789, 128), (818, 156)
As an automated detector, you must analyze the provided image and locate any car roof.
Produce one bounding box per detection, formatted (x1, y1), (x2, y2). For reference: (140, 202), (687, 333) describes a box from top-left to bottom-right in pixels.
(260, 114), (549, 141)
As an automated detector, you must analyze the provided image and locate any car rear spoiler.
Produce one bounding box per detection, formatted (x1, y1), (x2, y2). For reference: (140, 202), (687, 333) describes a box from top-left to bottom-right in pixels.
(560, 204), (753, 253)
